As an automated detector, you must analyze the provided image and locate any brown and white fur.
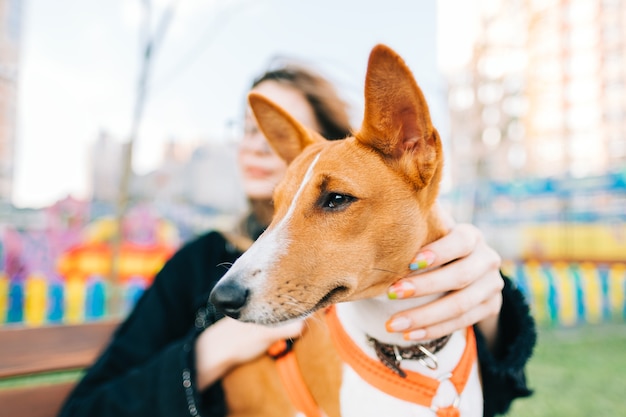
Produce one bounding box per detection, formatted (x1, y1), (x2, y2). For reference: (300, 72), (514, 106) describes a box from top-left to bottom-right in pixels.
(210, 44), (483, 416)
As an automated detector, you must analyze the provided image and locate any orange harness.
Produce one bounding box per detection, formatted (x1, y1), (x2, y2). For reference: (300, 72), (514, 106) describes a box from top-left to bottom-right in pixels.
(269, 306), (477, 417)
(267, 338), (323, 417)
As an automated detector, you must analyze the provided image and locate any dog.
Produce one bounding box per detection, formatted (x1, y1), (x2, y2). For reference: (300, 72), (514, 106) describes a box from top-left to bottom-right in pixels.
(210, 44), (483, 417)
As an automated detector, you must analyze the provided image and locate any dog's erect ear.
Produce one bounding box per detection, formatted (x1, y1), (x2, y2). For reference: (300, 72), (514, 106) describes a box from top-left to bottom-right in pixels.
(247, 92), (321, 165)
(357, 44), (442, 190)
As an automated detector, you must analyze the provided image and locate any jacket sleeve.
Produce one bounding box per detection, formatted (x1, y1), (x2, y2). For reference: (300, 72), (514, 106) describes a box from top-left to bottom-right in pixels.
(58, 234), (228, 417)
(475, 274), (537, 417)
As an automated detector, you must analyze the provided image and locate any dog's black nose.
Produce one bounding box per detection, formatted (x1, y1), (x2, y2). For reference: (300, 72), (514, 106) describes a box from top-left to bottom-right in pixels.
(209, 281), (250, 319)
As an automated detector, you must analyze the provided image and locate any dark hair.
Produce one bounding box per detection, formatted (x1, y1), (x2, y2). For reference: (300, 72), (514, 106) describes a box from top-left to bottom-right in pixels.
(251, 62), (352, 141)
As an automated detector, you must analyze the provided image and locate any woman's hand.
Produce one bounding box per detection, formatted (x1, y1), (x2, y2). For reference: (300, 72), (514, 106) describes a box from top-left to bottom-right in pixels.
(195, 318), (304, 390)
(385, 218), (504, 351)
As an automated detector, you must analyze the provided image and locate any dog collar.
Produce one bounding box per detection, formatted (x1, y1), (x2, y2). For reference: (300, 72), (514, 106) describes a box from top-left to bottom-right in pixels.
(367, 333), (452, 377)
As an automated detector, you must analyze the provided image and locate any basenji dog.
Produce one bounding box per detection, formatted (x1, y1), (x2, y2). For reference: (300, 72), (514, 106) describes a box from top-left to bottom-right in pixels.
(210, 44), (483, 417)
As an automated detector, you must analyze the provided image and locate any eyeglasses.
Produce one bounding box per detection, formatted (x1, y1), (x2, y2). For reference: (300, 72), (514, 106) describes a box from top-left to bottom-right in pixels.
(225, 118), (273, 155)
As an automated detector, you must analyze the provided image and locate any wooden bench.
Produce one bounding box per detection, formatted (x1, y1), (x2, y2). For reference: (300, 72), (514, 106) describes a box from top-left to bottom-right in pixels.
(0, 321), (119, 417)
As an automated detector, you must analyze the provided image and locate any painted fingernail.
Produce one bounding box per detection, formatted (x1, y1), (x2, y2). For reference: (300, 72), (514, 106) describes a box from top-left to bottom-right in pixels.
(385, 316), (411, 332)
(403, 329), (427, 341)
(387, 281), (415, 300)
(409, 250), (436, 271)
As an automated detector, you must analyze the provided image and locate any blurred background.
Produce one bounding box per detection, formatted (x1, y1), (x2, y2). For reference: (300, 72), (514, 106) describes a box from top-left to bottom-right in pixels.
(0, 0), (625, 415)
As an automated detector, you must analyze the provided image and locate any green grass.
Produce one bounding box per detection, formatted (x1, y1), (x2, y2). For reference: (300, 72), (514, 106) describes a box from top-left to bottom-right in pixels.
(507, 323), (626, 417)
(0, 369), (83, 389)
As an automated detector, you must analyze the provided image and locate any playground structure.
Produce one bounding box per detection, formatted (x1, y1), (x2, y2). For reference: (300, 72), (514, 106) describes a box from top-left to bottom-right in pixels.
(0, 199), (179, 327)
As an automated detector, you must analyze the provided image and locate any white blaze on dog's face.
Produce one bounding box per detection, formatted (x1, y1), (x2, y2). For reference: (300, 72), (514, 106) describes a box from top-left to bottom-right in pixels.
(210, 45), (446, 324)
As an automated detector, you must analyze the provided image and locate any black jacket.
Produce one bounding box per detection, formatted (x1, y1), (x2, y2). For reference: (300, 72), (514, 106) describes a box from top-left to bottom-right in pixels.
(59, 231), (535, 417)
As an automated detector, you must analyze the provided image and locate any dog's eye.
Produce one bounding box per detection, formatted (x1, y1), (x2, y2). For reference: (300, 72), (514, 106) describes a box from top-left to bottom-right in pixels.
(321, 193), (355, 210)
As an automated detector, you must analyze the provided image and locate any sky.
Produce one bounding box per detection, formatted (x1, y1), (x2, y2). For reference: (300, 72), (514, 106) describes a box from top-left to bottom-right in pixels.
(13, 0), (477, 208)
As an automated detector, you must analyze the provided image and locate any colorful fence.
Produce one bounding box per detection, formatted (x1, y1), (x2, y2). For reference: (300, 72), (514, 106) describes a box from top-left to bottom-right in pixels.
(0, 200), (180, 327)
(0, 273), (149, 326)
(0, 238), (175, 327)
(503, 260), (626, 327)
(1, 259), (624, 328)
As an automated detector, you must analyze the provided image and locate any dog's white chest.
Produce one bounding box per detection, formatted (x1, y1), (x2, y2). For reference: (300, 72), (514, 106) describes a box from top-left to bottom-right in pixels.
(339, 362), (483, 417)
(339, 364), (419, 416)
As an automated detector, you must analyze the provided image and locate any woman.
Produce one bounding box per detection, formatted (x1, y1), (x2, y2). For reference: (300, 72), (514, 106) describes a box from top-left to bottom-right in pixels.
(59, 63), (535, 417)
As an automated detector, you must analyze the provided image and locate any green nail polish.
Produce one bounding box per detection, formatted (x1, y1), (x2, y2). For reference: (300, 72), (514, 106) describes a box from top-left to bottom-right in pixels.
(409, 250), (435, 270)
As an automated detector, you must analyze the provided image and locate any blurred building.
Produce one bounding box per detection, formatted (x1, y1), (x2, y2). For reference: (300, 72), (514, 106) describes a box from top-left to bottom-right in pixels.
(447, 0), (626, 187)
(184, 141), (247, 213)
(525, 0), (626, 177)
(0, 0), (22, 203)
(91, 130), (124, 203)
(445, 0), (528, 221)
(444, 0), (626, 264)
(90, 133), (246, 215)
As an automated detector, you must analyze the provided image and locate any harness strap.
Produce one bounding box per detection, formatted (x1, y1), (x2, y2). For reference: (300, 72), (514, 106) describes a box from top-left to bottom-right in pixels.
(268, 339), (325, 417)
(269, 307), (477, 417)
(325, 305), (477, 416)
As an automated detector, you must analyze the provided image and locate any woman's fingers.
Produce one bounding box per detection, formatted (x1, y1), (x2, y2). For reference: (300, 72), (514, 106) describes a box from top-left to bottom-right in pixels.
(401, 224), (483, 281)
(386, 222), (504, 340)
(266, 320), (306, 340)
(391, 272), (503, 340)
(418, 223), (481, 268)
(389, 239), (501, 299)
(237, 318), (305, 345)
(194, 318), (304, 389)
